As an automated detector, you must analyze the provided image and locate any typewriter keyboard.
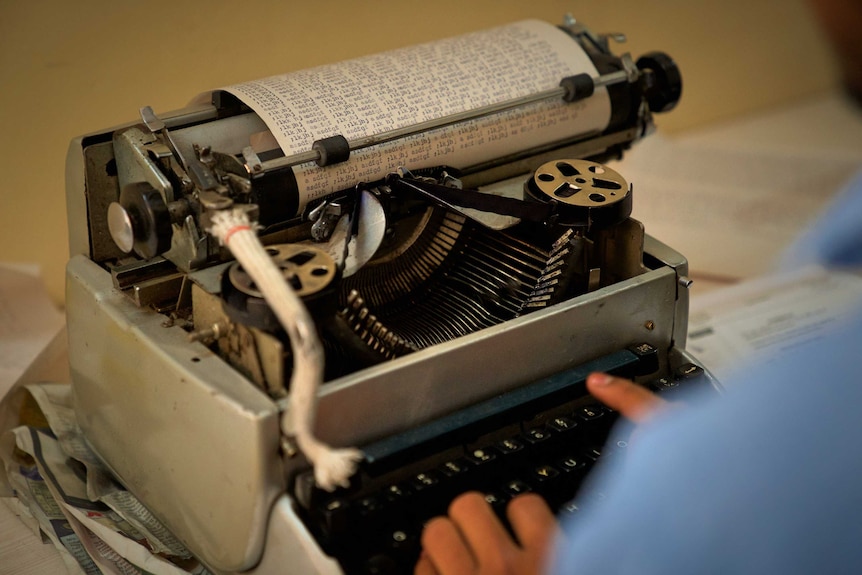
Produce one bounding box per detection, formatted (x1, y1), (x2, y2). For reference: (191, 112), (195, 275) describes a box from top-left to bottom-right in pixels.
(293, 346), (709, 574)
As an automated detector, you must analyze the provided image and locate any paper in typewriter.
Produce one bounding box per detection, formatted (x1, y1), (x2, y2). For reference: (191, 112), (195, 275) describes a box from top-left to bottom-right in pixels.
(224, 20), (612, 211)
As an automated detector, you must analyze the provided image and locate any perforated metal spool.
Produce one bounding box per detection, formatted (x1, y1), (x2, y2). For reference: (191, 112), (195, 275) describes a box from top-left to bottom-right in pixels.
(221, 244), (338, 331)
(526, 159), (631, 227)
(228, 244), (337, 299)
(531, 160), (627, 207)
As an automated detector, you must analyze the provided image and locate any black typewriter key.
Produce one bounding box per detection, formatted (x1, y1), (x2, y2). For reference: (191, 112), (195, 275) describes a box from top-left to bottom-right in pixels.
(363, 554), (399, 575)
(410, 471), (441, 492)
(675, 363), (705, 380)
(532, 464), (568, 507)
(467, 446), (499, 466)
(548, 415), (578, 433)
(522, 428), (555, 459)
(558, 454), (586, 473)
(357, 495), (384, 516)
(410, 470), (451, 517)
(577, 405), (605, 421)
(524, 428), (553, 443)
(436, 458), (475, 501)
(439, 457), (473, 478)
(497, 437), (525, 454)
(523, 428), (553, 450)
(531, 464), (561, 483)
(503, 479), (533, 497)
(576, 405), (616, 448)
(485, 491), (509, 511)
(674, 363), (712, 394)
(356, 495), (387, 525)
(382, 482), (413, 503)
(381, 526), (420, 567)
(317, 498), (351, 541)
(650, 376), (678, 391)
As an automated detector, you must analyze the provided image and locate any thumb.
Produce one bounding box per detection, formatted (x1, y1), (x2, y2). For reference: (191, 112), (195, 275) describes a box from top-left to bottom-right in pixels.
(586, 372), (666, 423)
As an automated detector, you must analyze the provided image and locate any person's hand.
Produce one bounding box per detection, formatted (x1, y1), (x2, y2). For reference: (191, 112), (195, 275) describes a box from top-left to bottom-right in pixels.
(415, 491), (558, 575)
(585, 372), (667, 423)
(416, 373), (664, 574)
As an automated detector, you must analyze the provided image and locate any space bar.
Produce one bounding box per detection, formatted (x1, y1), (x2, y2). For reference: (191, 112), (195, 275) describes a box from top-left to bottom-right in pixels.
(362, 347), (644, 475)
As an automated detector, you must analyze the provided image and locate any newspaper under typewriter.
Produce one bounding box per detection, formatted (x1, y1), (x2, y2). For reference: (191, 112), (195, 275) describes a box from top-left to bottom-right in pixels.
(65, 17), (712, 574)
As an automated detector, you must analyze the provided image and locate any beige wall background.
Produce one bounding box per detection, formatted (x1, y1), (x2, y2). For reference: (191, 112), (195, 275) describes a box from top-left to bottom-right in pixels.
(0, 0), (840, 305)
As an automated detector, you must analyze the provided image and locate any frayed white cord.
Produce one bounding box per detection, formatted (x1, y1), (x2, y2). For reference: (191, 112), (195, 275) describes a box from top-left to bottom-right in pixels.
(208, 208), (362, 491)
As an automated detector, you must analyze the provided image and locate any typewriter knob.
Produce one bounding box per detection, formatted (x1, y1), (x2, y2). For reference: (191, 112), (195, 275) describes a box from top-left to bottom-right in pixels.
(108, 181), (172, 259)
(636, 51), (683, 113)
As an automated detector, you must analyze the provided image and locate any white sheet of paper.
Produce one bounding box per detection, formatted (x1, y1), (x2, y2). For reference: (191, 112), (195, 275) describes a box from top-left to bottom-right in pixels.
(225, 20), (611, 212)
(687, 266), (862, 383)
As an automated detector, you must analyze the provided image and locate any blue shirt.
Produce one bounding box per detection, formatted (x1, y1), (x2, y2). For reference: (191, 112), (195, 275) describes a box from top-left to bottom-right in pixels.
(551, 173), (862, 574)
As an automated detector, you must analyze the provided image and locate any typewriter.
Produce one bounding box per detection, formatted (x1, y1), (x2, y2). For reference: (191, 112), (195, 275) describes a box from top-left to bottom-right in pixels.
(65, 17), (713, 574)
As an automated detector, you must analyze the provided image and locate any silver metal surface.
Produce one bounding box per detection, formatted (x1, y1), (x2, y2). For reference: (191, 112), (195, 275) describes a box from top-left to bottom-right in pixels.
(130, 271), (185, 307)
(290, 259), (680, 450)
(140, 105), (166, 133)
(66, 255), (283, 572)
(113, 127), (174, 203)
(107, 202), (134, 253)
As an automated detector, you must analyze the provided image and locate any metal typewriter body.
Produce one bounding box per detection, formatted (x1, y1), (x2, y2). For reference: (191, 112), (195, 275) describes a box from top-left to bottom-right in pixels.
(65, 18), (703, 574)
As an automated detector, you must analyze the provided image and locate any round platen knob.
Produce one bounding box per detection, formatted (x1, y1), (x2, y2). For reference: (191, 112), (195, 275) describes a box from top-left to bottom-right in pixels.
(636, 51), (683, 113)
(107, 182), (172, 259)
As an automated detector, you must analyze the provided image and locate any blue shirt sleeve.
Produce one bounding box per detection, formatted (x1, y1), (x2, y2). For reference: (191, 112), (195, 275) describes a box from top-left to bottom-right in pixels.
(550, 174), (862, 574)
(779, 172), (862, 269)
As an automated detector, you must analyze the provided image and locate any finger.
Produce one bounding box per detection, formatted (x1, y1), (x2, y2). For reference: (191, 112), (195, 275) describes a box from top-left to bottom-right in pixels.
(586, 372), (666, 423)
(414, 552), (440, 575)
(448, 492), (515, 569)
(421, 516), (476, 574)
(506, 493), (558, 552)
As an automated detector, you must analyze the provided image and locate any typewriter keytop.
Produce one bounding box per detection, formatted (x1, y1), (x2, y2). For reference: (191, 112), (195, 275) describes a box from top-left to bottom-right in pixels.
(497, 437), (525, 454)
(317, 498), (350, 540)
(439, 457), (472, 477)
(532, 464), (561, 482)
(524, 428), (553, 443)
(675, 363), (705, 379)
(468, 446), (499, 465)
(383, 482), (412, 502)
(503, 480), (533, 497)
(651, 376), (678, 391)
(558, 454), (586, 473)
(410, 471), (441, 491)
(548, 415), (578, 433)
(577, 405), (604, 420)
